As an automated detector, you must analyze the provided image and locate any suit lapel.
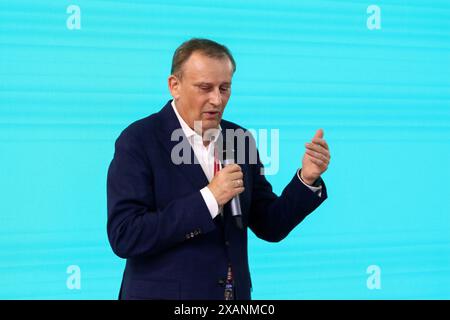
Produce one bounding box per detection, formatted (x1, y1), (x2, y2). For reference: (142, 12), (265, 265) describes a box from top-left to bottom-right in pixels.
(155, 100), (209, 191)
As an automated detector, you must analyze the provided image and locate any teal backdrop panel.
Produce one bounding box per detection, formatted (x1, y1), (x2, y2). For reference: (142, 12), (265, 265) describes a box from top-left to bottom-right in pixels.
(0, 0), (449, 299)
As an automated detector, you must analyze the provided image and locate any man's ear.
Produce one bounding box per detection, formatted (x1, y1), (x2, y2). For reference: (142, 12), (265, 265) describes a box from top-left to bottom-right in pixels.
(168, 75), (180, 100)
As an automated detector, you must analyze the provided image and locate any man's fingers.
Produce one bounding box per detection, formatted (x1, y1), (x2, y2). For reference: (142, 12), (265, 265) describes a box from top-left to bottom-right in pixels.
(229, 171), (243, 181)
(311, 137), (329, 151)
(305, 143), (330, 160)
(308, 155), (327, 168)
(235, 187), (245, 195)
(313, 128), (324, 139)
(222, 164), (242, 173)
(232, 179), (244, 188)
(305, 149), (329, 162)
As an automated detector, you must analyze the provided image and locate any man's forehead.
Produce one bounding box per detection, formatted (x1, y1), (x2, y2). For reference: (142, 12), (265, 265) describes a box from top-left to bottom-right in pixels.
(187, 51), (232, 66)
(182, 52), (233, 80)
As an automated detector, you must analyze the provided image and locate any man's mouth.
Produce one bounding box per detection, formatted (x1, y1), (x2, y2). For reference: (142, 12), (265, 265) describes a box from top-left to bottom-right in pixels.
(203, 111), (221, 119)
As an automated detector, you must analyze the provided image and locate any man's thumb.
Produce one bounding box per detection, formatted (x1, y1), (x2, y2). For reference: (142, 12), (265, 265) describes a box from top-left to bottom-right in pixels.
(314, 128), (324, 139)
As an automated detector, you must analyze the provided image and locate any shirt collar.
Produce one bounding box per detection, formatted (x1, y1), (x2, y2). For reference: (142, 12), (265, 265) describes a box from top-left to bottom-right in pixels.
(171, 100), (222, 144)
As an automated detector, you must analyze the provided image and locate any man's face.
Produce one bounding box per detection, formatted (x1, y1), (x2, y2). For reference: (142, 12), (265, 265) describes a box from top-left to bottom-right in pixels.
(168, 51), (233, 136)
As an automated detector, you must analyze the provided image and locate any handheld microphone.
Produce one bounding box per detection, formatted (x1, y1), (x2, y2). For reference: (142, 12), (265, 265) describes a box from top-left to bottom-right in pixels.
(223, 157), (243, 230)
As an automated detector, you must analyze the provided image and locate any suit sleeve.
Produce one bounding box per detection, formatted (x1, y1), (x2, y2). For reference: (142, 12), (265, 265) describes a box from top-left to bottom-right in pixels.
(248, 150), (328, 242)
(106, 129), (216, 259)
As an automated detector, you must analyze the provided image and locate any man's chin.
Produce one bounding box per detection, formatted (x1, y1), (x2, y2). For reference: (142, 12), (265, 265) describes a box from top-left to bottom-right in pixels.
(202, 119), (220, 129)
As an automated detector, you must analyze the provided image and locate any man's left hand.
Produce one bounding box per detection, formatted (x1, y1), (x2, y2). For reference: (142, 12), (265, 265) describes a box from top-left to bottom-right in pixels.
(301, 128), (331, 186)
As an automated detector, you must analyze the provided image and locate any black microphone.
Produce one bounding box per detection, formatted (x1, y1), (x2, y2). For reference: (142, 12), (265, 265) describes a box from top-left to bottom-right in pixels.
(222, 153), (243, 230)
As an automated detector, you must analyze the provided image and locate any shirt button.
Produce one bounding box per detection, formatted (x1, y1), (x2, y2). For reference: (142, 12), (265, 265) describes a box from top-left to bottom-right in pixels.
(225, 241), (230, 246)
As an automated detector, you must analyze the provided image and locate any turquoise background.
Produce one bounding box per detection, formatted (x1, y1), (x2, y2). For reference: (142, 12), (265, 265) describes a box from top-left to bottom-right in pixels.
(0, 0), (449, 299)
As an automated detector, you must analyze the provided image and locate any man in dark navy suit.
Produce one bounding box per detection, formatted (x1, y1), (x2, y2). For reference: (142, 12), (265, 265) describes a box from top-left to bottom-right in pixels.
(107, 38), (331, 300)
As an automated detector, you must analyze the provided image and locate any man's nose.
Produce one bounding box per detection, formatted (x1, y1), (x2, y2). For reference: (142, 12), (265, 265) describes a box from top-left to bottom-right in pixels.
(209, 88), (222, 106)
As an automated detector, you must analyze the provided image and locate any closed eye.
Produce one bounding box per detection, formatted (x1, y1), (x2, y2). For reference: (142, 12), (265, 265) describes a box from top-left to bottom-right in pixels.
(197, 85), (213, 92)
(195, 83), (231, 93)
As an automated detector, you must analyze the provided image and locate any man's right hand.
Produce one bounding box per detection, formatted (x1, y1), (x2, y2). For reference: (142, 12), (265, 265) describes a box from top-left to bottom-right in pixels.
(208, 164), (244, 206)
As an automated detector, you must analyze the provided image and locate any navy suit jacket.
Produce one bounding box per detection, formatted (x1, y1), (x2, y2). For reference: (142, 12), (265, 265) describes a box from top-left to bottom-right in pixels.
(107, 100), (327, 300)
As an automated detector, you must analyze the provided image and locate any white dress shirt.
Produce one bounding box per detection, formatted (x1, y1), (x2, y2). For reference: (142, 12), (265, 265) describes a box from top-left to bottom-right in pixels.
(171, 101), (322, 220)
